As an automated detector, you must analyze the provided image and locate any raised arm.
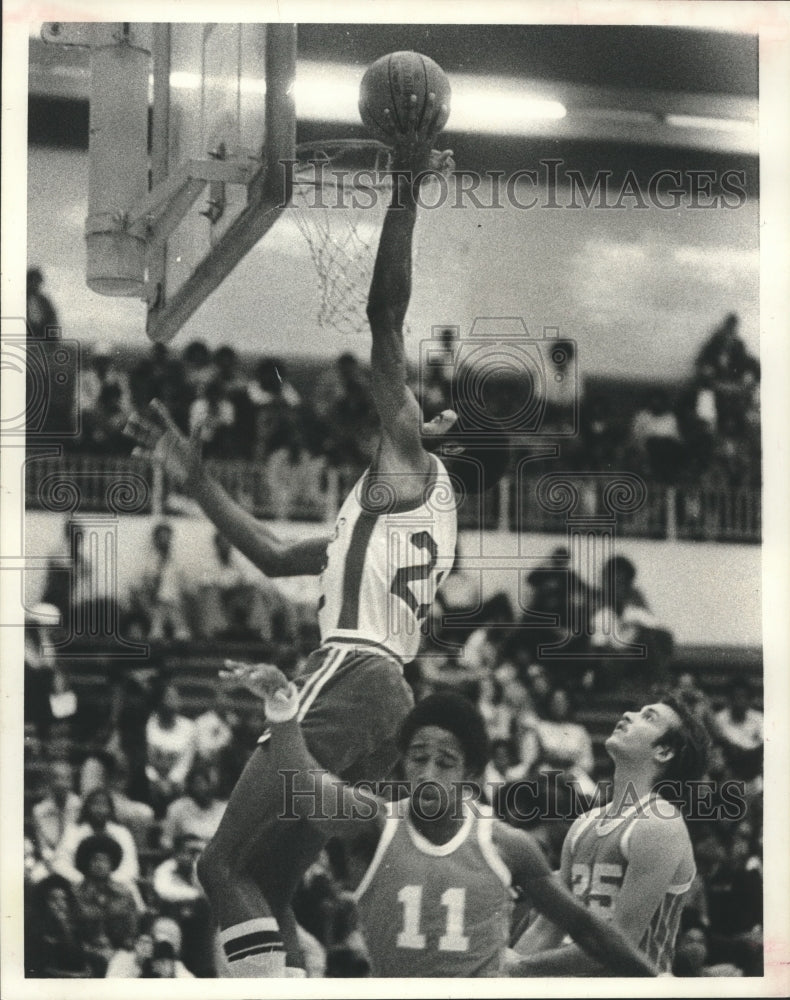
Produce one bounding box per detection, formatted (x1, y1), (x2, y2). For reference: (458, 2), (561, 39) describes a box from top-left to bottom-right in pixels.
(128, 401), (330, 577)
(366, 96), (451, 465)
(494, 823), (656, 977)
(190, 475), (329, 578)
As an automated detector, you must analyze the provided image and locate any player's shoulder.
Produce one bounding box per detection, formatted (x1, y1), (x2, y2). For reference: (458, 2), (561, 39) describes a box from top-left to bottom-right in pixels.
(363, 449), (454, 513)
(630, 793), (689, 829)
(379, 797), (411, 826)
(625, 796), (692, 854)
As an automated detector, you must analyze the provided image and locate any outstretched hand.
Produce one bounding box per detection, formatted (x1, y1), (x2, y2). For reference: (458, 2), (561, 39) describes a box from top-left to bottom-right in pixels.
(220, 660), (291, 702)
(124, 399), (202, 490)
(381, 91), (452, 172)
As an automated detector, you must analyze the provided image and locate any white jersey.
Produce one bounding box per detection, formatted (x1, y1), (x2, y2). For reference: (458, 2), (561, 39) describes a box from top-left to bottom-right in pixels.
(318, 455), (457, 664)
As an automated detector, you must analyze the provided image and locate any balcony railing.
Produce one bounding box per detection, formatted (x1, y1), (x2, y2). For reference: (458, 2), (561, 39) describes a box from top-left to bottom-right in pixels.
(25, 454), (761, 543)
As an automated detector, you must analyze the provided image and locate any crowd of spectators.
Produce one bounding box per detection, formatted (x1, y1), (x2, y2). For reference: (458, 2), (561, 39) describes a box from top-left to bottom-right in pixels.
(24, 538), (763, 978)
(567, 312), (760, 493)
(27, 266), (759, 500)
(38, 517), (309, 648)
(25, 666), (265, 978)
(23, 273), (762, 976)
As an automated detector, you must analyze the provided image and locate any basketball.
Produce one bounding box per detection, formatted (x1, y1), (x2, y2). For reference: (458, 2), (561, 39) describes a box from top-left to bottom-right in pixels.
(359, 51), (451, 145)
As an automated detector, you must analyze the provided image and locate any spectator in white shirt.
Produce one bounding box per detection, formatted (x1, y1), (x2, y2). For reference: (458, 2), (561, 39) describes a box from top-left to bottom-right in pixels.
(193, 691), (235, 768)
(25, 831), (50, 886)
(52, 788), (140, 894)
(482, 738), (529, 806)
(152, 836), (217, 977)
(145, 681), (196, 815)
(32, 760), (82, 871)
(518, 687), (596, 799)
(477, 675), (515, 742)
(714, 678), (763, 791)
(715, 678), (763, 751)
(106, 913), (196, 978)
(79, 342), (131, 422)
(182, 339), (215, 396)
(630, 388), (684, 482)
(589, 555), (658, 649)
(129, 522), (191, 641)
(160, 763), (227, 852)
(189, 378), (235, 459)
(194, 532), (256, 637)
(79, 751), (156, 853)
(153, 833), (206, 905)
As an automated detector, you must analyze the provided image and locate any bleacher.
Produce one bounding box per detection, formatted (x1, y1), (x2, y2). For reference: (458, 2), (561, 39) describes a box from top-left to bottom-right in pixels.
(28, 640), (763, 795)
(575, 644), (762, 776)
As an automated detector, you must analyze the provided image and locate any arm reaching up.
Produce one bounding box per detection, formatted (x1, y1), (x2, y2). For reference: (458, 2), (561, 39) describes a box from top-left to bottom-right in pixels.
(366, 94), (454, 471)
(127, 400), (330, 577)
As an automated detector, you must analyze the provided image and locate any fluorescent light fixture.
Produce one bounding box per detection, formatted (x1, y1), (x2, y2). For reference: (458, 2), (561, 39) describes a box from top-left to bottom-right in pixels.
(294, 63), (567, 130)
(165, 62), (757, 143)
(449, 73), (567, 131)
(167, 61), (567, 134)
(294, 63), (362, 118)
(664, 113), (757, 135)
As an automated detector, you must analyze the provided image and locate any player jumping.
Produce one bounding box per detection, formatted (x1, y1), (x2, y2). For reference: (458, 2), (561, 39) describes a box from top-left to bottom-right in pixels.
(129, 94), (509, 975)
(510, 695), (709, 976)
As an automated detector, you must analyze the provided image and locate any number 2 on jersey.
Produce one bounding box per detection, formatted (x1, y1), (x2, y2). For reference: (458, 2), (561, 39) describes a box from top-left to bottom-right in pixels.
(391, 531), (439, 622)
(396, 885), (470, 952)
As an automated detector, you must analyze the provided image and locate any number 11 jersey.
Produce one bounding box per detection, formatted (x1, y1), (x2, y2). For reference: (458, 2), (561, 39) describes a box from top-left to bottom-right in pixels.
(354, 799), (514, 977)
(318, 454), (458, 664)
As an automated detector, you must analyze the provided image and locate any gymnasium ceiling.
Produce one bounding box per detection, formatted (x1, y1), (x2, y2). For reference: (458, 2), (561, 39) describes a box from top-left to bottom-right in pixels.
(295, 24), (757, 96)
(29, 23), (758, 182)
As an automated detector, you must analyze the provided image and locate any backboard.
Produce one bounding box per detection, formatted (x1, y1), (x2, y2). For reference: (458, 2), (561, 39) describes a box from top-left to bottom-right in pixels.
(41, 21), (296, 344)
(147, 23), (296, 343)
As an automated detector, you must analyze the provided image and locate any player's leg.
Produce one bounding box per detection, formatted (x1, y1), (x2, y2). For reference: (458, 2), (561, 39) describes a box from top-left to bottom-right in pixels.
(199, 647), (413, 974)
(241, 649), (413, 971)
(197, 645), (345, 973)
(196, 742), (293, 975)
(246, 818), (329, 973)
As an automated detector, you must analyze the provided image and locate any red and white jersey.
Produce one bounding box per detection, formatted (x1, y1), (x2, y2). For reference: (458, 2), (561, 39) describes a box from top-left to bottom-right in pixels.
(565, 794), (695, 974)
(354, 800), (513, 977)
(317, 455), (457, 664)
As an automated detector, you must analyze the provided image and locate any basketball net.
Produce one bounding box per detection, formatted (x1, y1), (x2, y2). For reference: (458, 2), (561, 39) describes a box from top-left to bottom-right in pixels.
(289, 140), (445, 339)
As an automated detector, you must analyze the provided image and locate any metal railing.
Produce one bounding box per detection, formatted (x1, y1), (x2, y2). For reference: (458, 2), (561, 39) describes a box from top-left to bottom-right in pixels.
(25, 454), (761, 542)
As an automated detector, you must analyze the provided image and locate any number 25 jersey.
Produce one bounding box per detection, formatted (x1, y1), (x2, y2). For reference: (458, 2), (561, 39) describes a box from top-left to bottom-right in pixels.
(318, 455), (457, 664)
(566, 794), (695, 974)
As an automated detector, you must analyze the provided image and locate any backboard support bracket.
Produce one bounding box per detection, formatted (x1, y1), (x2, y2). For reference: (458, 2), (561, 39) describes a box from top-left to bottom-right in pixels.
(43, 21), (297, 344)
